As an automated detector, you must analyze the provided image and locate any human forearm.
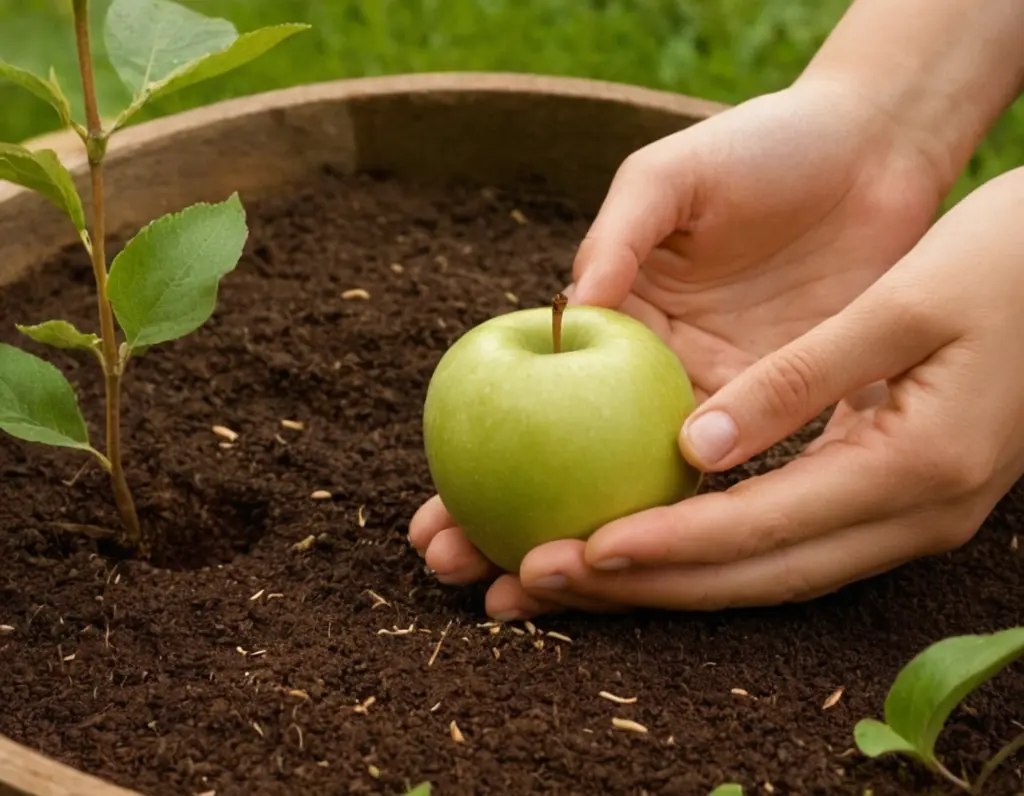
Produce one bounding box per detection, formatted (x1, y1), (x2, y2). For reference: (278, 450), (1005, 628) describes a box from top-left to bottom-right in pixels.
(797, 0), (1024, 194)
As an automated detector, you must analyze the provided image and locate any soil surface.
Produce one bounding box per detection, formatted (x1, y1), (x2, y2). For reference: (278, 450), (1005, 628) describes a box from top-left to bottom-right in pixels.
(0, 168), (1021, 796)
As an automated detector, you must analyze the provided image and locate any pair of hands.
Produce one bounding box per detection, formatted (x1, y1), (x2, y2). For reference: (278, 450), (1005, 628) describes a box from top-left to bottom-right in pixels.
(410, 78), (1024, 620)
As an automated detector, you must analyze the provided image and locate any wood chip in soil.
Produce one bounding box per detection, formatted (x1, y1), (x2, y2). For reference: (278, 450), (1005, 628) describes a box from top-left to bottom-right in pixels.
(0, 169), (1021, 796)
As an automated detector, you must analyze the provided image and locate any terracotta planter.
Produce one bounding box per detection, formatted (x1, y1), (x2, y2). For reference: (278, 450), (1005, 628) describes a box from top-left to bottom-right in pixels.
(0, 73), (722, 796)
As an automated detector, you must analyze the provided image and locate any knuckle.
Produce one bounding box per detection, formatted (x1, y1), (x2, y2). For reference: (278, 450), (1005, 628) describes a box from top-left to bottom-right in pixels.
(775, 551), (818, 604)
(731, 509), (795, 560)
(759, 346), (821, 419)
(910, 443), (992, 497)
(876, 285), (945, 339)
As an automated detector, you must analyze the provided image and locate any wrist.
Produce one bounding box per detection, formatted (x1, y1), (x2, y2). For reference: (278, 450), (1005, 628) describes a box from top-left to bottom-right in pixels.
(794, 0), (1024, 196)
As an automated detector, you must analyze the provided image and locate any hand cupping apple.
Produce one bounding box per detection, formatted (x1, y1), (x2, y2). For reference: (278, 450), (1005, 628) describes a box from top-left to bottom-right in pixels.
(422, 294), (702, 572)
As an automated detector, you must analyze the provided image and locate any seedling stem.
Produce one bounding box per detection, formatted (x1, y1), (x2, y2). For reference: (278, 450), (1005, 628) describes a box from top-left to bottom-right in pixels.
(73, 0), (143, 550)
(552, 292), (567, 354)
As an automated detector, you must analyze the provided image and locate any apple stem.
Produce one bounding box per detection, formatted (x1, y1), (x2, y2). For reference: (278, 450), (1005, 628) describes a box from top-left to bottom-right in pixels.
(552, 292), (568, 354)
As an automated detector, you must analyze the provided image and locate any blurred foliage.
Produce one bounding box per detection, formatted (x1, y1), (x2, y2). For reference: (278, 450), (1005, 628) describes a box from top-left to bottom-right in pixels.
(0, 0), (1021, 206)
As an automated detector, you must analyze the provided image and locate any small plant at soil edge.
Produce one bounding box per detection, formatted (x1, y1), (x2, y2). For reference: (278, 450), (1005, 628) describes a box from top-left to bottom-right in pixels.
(0, 0), (309, 555)
(854, 626), (1024, 793)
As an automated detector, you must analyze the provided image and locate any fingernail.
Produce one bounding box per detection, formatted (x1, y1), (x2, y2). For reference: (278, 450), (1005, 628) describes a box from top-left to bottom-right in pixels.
(592, 556), (631, 572)
(529, 574), (567, 591)
(493, 610), (523, 622)
(684, 410), (738, 466)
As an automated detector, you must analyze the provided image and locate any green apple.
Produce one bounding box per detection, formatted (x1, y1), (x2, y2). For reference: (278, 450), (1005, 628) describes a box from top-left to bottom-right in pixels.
(421, 299), (702, 573)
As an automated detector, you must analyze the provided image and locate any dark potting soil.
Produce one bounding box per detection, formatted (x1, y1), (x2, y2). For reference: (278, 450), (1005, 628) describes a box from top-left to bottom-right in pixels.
(0, 167), (1021, 796)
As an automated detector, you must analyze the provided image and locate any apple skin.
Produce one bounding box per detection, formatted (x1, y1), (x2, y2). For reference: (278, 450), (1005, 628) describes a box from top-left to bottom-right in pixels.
(421, 303), (702, 573)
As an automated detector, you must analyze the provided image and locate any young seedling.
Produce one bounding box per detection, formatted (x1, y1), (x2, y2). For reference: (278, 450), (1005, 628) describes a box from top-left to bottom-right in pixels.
(0, 0), (309, 554)
(401, 783), (431, 796)
(707, 785), (743, 795)
(854, 626), (1024, 794)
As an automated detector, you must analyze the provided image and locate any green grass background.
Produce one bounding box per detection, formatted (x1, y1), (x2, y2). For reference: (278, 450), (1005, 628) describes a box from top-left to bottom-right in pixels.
(1, 0), (1021, 206)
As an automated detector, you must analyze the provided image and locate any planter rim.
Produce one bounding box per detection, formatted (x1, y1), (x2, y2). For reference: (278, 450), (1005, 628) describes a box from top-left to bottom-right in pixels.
(12, 71), (727, 175)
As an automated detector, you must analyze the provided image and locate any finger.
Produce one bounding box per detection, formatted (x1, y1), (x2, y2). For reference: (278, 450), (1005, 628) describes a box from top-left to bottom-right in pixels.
(408, 495), (453, 553)
(571, 141), (694, 307)
(424, 527), (500, 585)
(584, 418), (945, 568)
(529, 515), (947, 611)
(515, 539), (630, 612)
(678, 283), (956, 472)
(484, 575), (566, 621)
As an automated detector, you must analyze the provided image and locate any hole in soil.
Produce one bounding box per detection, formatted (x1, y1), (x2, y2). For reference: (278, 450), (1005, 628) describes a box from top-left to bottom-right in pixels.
(141, 487), (271, 571)
(45, 477), (273, 572)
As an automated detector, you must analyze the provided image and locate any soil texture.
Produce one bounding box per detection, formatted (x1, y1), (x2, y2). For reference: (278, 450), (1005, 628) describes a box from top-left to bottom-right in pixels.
(0, 168), (1021, 796)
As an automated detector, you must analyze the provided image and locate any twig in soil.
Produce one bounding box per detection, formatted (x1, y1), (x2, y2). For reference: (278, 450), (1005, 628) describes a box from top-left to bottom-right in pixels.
(449, 720), (465, 743)
(291, 535), (316, 552)
(822, 686), (845, 710)
(611, 718), (648, 734)
(599, 691), (637, 705)
(212, 425), (239, 442)
(47, 521), (117, 540)
(61, 458), (93, 487)
(284, 688), (311, 701)
(428, 620), (453, 667)
(378, 625), (415, 636)
(365, 590), (389, 609)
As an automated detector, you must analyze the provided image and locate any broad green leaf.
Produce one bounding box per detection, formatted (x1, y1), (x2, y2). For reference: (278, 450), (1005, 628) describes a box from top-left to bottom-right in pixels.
(145, 24), (310, 103)
(0, 60), (72, 126)
(865, 628), (1024, 762)
(0, 343), (92, 451)
(853, 718), (920, 760)
(17, 320), (102, 359)
(107, 193), (247, 350)
(103, 0), (238, 97)
(0, 144), (87, 237)
(708, 786), (743, 796)
(402, 784), (431, 796)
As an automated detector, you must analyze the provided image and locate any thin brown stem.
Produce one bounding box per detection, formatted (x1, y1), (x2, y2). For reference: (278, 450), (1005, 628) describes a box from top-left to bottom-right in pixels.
(972, 732), (1024, 794)
(552, 292), (568, 354)
(932, 759), (972, 793)
(73, 0), (143, 552)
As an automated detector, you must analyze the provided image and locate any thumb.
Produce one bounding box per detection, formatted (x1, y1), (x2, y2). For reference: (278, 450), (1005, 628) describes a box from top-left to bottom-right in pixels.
(570, 143), (694, 307)
(679, 288), (951, 472)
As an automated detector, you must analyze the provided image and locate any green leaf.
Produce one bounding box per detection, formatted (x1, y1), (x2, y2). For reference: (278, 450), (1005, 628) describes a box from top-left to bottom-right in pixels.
(0, 60), (73, 126)
(17, 320), (102, 360)
(103, 0), (238, 97)
(853, 718), (920, 760)
(402, 785), (431, 796)
(107, 193), (247, 351)
(0, 144), (88, 239)
(708, 786), (743, 796)
(857, 627), (1024, 763)
(0, 343), (92, 451)
(145, 24), (310, 103)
